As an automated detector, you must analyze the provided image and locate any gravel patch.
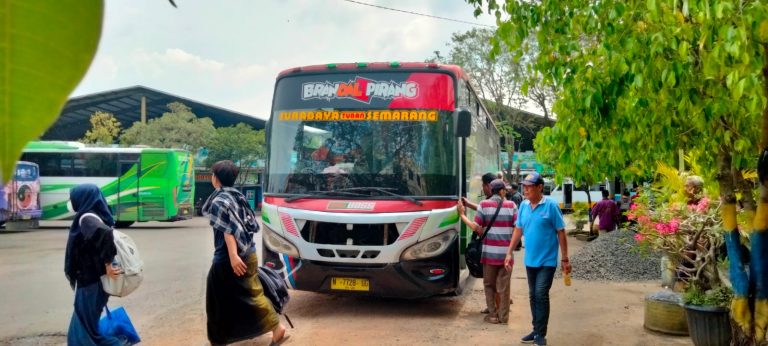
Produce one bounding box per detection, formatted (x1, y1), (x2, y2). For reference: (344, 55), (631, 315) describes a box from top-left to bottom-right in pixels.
(568, 230), (661, 282)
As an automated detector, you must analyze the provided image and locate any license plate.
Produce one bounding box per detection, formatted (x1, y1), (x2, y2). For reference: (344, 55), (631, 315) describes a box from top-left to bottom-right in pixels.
(331, 277), (370, 291)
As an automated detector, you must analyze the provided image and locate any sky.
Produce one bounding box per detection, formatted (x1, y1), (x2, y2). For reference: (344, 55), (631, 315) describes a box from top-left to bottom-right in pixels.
(72, 0), (498, 121)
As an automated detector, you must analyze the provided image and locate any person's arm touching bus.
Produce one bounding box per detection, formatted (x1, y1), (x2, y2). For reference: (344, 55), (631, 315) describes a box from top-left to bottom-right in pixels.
(457, 200), (482, 235)
(461, 197), (478, 211)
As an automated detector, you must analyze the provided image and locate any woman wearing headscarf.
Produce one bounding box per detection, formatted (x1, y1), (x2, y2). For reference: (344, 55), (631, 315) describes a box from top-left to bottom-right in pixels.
(64, 184), (123, 345)
(202, 160), (287, 346)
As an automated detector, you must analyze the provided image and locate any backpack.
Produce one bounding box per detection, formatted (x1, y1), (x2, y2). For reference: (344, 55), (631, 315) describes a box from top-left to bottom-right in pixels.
(80, 213), (144, 297)
(258, 266), (293, 328)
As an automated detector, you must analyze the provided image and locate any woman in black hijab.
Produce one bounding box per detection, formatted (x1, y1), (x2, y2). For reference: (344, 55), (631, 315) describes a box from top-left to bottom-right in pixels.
(64, 184), (123, 345)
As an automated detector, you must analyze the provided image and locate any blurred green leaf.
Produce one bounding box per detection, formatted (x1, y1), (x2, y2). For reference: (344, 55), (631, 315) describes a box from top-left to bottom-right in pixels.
(0, 0), (103, 182)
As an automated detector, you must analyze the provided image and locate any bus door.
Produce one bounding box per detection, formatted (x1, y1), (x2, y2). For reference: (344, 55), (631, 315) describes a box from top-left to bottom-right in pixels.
(117, 154), (140, 222)
(137, 152), (170, 221)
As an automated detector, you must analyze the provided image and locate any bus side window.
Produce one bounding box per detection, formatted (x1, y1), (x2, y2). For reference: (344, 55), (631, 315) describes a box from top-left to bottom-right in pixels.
(60, 158), (73, 177)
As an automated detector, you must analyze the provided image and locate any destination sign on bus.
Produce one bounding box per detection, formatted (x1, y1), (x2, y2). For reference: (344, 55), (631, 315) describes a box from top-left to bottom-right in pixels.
(302, 76), (418, 103)
(278, 109), (437, 122)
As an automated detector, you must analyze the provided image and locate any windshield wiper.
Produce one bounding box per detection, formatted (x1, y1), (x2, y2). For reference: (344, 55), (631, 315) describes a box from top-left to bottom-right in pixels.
(285, 190), (369, 203)
(337, 187), (423, 206)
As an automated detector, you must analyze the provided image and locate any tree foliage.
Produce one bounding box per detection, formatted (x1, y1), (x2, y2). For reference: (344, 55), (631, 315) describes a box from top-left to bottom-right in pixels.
(430, 28), (556, 119)
(468, 0), (768, 342)
(81, 111), (122, 145)
(120, 102), (215, 151)
(430, 27), (557, 181)
(206, 123), (265, 185)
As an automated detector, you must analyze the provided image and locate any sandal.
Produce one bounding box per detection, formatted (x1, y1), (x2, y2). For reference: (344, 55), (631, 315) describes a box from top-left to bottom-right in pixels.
(483, 315), (500, 324)
(480, 308), (490, 314)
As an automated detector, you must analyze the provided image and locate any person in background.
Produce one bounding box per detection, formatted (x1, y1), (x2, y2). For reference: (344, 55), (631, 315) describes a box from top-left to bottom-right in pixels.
(684, 175), (704, 206)
(457, 179), (517, 324)
(617, 190), (632, 226)
(64, 184), (124, 345)
(591, 189), (619, 233)
(202, 160), (288, 346)
(505, 172), (570, 346)
(508, 183), (524, 207)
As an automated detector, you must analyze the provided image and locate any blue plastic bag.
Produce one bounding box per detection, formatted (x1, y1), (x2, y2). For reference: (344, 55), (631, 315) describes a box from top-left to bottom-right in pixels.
(98, 306), (141, 344)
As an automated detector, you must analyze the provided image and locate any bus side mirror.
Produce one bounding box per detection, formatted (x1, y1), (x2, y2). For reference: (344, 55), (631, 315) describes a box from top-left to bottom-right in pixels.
(454, 108), (472, 137)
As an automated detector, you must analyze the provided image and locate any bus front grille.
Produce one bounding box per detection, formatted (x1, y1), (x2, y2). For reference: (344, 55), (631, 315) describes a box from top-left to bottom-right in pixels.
(300, 221), (399, 246)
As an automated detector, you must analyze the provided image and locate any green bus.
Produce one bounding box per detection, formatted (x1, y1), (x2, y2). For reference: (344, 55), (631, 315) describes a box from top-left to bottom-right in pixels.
(21, 141), (194, 227)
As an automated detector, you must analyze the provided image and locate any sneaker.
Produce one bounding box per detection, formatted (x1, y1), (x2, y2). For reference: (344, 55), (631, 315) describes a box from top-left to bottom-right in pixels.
(533, 335), (547, 346)
(521, 331), (537, 343)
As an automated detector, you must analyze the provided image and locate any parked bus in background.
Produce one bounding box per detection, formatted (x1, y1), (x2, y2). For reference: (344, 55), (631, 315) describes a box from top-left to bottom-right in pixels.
(21, 141), (195, 227)
(262, 62), (501, 298)
(0, 161), (42, 229)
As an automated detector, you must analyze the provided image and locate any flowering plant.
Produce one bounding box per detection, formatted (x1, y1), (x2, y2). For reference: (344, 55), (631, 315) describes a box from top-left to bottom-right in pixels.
(629, 168), (726, 296)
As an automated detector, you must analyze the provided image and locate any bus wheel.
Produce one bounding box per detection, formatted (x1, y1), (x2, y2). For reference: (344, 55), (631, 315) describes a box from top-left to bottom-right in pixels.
(115, 221), (135, 228)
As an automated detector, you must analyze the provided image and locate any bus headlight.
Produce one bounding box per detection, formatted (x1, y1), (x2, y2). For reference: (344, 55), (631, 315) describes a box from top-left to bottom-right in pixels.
(400, 230), (457, 261)
(263, 226), (301, 258)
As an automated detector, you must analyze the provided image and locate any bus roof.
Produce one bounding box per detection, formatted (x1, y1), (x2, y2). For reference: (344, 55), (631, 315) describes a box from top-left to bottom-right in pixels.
(23, 141), (187, 154)
(277, 62), (468, 80)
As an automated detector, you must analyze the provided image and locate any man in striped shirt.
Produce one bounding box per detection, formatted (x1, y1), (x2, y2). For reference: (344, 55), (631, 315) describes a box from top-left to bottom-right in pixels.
(458, 179), (518, 324)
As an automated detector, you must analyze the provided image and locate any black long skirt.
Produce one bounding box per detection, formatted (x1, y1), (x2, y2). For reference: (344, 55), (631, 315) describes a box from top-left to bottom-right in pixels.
(206, 252), (279, 345)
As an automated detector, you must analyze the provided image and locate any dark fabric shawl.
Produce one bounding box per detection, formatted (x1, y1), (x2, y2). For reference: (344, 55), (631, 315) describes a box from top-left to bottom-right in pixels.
(64, 184), (117, 289)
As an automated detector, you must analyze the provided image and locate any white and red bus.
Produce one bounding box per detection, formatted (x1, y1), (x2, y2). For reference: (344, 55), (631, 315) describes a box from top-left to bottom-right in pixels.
(262, 62), (501, 298)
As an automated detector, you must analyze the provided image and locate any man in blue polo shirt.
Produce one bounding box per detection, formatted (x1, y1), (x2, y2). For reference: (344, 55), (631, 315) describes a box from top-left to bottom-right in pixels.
(505, 172), (571, 346)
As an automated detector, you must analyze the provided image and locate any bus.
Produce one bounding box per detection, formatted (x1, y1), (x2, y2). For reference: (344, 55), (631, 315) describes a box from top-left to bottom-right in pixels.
(262, 62), (501, 298)
(0, 161), (42, 229)
(21, 141), (195, 227)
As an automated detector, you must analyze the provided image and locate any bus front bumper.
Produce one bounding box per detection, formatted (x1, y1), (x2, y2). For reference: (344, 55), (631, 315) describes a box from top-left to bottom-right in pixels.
(262, 240), (460, 299)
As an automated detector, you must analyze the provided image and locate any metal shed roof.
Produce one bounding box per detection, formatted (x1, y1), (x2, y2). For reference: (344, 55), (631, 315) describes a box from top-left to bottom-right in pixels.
(41, 86), (265, 140)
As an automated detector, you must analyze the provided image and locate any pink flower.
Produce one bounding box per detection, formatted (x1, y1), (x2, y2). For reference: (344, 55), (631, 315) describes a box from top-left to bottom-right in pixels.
(634, 233), (645, 242)
(668, 219), (680, 233)
(630, 203), (638, 211)
(627, 212), (636, 220)
(638, 215), (651, 224)
(696, 198), (710, 213)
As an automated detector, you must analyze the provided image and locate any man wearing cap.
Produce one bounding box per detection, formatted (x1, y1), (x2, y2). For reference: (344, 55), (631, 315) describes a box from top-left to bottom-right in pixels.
(505, 172), (571, 346)
(457, 179), (518, 325)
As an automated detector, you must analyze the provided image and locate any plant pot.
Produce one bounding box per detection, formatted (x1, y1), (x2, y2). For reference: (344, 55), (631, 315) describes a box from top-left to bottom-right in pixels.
(644, 291), (688, 336)
(684, 304), (731, 346)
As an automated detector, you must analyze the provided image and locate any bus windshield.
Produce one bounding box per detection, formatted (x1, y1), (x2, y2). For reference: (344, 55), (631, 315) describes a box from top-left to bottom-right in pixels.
(267, 71), (457, 197)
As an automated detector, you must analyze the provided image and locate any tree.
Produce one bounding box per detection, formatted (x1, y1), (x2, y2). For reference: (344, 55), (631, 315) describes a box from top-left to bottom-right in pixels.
(430, 28), (556, 182)
(0, 0), (102, 183)
(81, 111), (122, 145)
(120, 102), (215, 152)
(205, 123), (265, 186)
(468, 0), (768, 342)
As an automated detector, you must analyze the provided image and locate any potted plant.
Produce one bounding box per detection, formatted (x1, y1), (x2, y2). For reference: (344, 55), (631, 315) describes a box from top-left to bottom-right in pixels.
(571, 201), (590, 233)
(630, 166), (732, 345)
(682, 286), (733, 346)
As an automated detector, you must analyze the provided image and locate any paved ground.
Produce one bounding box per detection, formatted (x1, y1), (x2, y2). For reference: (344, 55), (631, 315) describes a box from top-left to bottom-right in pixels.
(0, 217), (693, 345)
